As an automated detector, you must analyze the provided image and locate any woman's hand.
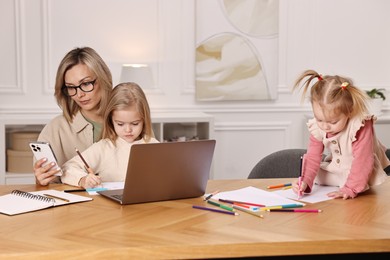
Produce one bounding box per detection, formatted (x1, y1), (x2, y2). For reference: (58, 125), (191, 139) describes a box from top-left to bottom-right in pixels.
(78, 173), (101, 189)
(34, 158), (61, 186)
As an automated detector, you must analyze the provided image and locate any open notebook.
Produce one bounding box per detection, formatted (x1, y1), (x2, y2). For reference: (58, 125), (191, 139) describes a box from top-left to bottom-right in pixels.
(0, 189), (92, 216)
(98, 139), (216, 205)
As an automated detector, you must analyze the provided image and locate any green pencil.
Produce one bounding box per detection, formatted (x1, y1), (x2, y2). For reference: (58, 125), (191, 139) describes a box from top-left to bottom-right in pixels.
(207, 199), (235, 212)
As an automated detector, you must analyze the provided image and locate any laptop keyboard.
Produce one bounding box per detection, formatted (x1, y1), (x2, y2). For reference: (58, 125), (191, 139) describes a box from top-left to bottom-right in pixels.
(112, 194), (123, 200)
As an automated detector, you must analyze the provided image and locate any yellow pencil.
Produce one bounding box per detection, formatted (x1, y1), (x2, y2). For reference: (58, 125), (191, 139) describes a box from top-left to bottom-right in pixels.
(260, 204), (304, 211)
(43, 194), (70, 203)
(232, 205), (264, 218)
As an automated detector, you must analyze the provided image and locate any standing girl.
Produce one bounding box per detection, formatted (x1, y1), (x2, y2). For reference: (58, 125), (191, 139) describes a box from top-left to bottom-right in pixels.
(292, 70), (389, 199)
(34, 47), (113, 185)
(61, 82), (159, 188)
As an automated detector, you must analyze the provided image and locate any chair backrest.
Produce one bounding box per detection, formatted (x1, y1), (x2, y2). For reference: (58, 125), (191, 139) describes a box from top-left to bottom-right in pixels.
(248, 149), (307, 179)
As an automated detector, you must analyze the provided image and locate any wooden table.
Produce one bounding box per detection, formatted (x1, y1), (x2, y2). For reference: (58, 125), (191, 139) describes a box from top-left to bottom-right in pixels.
(1, 178), (390, 259)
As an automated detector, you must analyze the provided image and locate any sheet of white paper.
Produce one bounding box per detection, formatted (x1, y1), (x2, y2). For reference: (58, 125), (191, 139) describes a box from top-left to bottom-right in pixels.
(102, 182), (125, 190)
(212, 186), (305, 206)
(273, 184), (338, 203)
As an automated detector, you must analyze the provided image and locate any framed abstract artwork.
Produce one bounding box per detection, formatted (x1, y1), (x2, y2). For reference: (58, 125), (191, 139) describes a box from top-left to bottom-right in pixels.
(196, 0), (279, 101)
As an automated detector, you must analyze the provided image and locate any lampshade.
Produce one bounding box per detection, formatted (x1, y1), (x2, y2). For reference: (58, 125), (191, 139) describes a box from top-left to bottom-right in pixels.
(120, 64), (154, 89)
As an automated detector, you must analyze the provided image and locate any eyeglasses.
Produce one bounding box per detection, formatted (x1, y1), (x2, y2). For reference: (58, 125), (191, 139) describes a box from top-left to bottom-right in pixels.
(62, 79), (97, 97)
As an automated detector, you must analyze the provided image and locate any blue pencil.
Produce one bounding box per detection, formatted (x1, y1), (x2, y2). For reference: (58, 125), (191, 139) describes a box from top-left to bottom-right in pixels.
(192, 205), (238, 216)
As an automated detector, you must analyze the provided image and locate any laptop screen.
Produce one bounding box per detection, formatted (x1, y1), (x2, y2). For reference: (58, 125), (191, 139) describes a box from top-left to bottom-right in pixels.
(98, 139), (216, 205)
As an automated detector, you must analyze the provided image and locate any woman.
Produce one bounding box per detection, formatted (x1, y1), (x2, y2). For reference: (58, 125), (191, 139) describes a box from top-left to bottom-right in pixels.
(34, 47), (113, 185)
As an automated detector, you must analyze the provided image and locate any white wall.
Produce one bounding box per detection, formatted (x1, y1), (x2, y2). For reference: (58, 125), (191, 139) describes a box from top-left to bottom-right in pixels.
(1, 0), (389, 180)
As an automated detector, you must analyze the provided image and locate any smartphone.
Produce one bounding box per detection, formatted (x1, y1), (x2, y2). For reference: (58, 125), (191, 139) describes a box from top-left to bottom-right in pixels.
(29, 141), (63, 176)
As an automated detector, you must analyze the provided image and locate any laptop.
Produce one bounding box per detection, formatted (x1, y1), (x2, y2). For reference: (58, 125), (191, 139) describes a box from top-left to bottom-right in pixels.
(97, 139), (216, 205)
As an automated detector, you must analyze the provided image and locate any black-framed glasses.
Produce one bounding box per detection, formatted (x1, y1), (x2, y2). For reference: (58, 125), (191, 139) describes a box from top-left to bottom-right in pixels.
(62, 79), (97, 97)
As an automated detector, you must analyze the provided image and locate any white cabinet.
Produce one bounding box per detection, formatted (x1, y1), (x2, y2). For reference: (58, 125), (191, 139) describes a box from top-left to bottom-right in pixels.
(0, 112), (214, 184)
(151, 112), (213, 142)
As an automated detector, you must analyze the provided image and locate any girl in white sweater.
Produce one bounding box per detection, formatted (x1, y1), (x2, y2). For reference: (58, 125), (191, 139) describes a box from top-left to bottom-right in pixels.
(61, 82), (159, 188)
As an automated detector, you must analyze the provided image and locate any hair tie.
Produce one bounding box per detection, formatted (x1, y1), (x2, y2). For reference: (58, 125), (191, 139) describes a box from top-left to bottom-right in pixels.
(341, 82), (349, 89)
(317, 75), (323, 81)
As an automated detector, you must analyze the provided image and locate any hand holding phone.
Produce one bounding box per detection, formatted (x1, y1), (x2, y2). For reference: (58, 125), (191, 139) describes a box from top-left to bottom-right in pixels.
(29, 142), (63, 176)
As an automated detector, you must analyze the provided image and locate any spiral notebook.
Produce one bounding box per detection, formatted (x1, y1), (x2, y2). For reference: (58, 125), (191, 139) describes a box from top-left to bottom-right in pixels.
(0, 189), (93, 216)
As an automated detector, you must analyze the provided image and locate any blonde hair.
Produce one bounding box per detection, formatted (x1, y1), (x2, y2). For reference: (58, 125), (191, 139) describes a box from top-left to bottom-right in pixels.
(293, 70), (369, 119)
(102, 82), (154, 143)
(54, 47), (113, 122)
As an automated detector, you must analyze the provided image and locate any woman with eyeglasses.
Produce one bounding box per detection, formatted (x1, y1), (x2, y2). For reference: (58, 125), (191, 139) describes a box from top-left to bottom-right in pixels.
(33, 47), (113, 186)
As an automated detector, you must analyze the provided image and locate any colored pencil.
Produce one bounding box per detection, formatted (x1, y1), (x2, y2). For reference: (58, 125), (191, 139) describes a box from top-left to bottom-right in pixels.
(298, 156), (303, 199)
(232, 205), (264, 218)
(267, 209), (322, 213)
(43, 194), (70, 203)
(218, 199), (265, 207)
(267, 183), (292, 189)
(64, 189), (86, 193)
(192, 205), (238, 216)
(207, 199), (235, 212)
(75, 148), (90, 169)
(203, 190), (220, 201)
(260, 204), (304, 211)
(233, 202), (255, 209)
(218, 200), (258, 210)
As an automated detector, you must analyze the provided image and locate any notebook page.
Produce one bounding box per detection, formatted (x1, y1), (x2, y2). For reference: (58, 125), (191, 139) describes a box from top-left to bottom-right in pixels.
(0, 193), (54, 216)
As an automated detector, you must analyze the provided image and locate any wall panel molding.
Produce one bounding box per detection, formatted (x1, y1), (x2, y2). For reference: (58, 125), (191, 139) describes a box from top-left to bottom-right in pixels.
(0, 0), (24, 94)
(214, 120), (292, 147)
(215, 121), (291, 131)
(42, 0), (51, 95)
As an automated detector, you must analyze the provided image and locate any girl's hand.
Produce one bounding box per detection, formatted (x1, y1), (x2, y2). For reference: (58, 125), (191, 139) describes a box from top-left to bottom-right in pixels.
(292, 179), (307, 195)
(33, 158), (61, 186)
(79, 173), (101, 189)
(85, 167), (95, 175)
(327, 190), (352, 200)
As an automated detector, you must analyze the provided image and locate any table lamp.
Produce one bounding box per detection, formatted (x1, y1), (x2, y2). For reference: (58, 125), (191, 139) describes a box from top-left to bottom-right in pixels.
(120, 64), (154, 89)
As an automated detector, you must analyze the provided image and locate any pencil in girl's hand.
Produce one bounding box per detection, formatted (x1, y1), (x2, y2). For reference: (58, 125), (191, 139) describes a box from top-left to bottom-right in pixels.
(298, 156), (303, 199)
(75, 148), (90, 169)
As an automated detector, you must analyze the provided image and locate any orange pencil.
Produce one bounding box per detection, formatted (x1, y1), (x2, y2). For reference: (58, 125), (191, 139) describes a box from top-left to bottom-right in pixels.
(218, 199), (265, 207)
(267, 183), (292, 189)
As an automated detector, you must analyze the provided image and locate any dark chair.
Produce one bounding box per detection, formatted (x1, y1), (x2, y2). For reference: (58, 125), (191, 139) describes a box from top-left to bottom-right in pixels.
(248, 149), (307, 179)
(385, 149), (390, 175)
(248, 149), (390, 178)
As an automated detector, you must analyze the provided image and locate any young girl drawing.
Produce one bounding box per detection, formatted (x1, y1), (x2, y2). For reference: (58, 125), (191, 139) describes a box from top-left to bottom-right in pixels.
(292, 70), (389, 199)
(61, 82), (159, 188)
